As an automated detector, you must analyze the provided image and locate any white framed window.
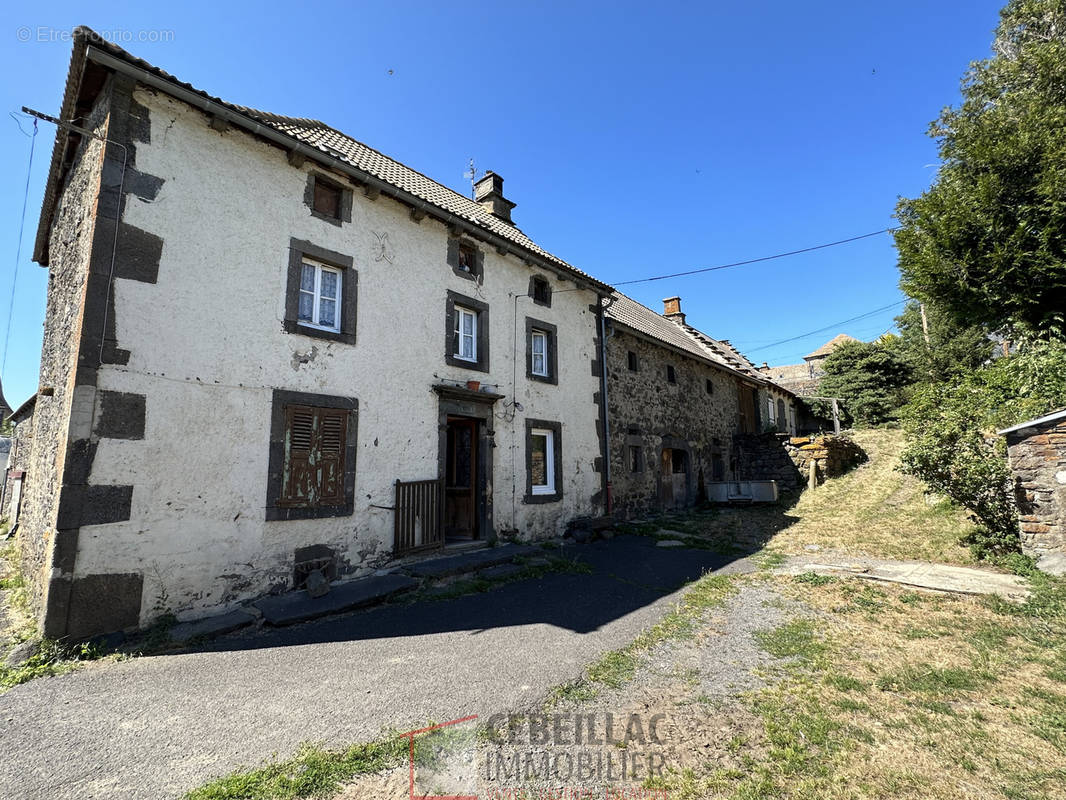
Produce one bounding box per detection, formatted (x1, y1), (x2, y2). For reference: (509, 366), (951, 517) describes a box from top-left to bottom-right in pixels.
(531, 329), (548, 377)
(767, 398), (776, 425)
(530, 428), (555, 494)
(298, 258), (342, 333)
(455, 306), (477, 362)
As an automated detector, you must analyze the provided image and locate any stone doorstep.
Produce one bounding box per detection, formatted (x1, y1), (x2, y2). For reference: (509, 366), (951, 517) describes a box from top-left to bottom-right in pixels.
(169, 608), (259, 644)
(252, 573), (419, 626)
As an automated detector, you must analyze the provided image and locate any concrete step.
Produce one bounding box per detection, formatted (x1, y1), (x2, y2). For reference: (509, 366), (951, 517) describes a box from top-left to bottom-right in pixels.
(403, 544), (541, 579)
(252, 573), (418, 626)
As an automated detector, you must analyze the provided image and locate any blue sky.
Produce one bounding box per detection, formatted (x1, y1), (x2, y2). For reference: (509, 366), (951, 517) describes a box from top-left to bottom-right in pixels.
(0, 0), (1005, 408)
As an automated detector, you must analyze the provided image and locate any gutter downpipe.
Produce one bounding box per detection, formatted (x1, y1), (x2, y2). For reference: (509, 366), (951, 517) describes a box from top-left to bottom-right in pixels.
(598, 296), (614, 516)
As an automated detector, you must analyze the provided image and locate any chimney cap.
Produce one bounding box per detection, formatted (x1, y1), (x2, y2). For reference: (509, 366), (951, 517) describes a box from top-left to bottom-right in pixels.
(473, 171), (515, 223)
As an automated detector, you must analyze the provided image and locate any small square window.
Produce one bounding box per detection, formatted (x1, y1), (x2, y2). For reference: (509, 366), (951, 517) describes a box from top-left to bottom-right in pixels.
(629, 445), (643, 473)
(666, 365), (677, 383)
(706, 378), (714, 395)
(298, 258), (342, 333)
(531, 276), (551, 306)
(312, 179), (342, 219)
(458, 243), (477, 273)
(627, 351), (638, 371)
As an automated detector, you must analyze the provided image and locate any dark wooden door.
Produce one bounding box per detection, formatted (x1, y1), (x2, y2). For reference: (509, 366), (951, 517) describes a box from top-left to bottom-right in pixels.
(444, 417), (479, 541)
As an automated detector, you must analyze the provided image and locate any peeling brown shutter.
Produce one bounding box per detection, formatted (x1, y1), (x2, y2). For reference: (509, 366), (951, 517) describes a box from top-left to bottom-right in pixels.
(280, 405), (347, 507)
(317, 408), (347, 505)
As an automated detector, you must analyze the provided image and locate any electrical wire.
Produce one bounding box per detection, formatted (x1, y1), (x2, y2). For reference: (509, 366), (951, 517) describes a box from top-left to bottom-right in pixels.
(744, 300), (907, 355)
(2, 117), (38, 379)
(611, 228), (896, 287)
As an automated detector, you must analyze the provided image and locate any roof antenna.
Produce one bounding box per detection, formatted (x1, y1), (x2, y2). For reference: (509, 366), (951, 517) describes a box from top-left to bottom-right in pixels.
(463, 158), (477, 199)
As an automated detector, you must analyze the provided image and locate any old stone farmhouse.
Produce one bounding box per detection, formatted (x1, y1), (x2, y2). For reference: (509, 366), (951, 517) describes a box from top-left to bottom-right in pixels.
(603, 294), (800, 517)
(1000, 409), (1066, 573)
(8, 30), (823, 639)
(761, 333), (860, 395)
(16, 30), (615, 638)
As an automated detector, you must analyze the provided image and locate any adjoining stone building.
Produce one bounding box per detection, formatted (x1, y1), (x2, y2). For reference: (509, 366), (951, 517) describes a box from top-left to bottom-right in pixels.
(19, 29), (612, 638)
(603, 294), (800, 518)
(761, 333), (860, 395)
(1000, 409), (1066, 575)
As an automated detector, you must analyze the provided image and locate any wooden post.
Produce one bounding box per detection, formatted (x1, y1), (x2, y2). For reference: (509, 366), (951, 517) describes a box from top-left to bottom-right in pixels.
(808, 459), (818, 490)
(831, 398), (841, 435)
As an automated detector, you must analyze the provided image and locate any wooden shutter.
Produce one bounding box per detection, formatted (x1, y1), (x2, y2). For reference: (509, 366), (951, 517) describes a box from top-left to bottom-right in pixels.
(316, 408), (347, 505)
(280, 405), (348, 507)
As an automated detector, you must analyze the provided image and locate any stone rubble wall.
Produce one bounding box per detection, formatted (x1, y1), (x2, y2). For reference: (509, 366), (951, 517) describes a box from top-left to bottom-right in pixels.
(785, 434), (867, 485)
(1005, 417), (1066, 558)
(733, 432), (866, 493)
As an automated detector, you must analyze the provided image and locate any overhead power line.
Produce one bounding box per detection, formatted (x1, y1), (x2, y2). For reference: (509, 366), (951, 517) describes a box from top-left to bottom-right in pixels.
(612, 228), (897, 287)
(2, 116), (37, 379)
(745, 300), (907, 355)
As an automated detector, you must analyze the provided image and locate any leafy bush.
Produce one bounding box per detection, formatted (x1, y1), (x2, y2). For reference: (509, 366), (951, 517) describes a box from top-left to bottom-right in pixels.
(819, 339), (913, 426)
(899, 341), (1066, 558)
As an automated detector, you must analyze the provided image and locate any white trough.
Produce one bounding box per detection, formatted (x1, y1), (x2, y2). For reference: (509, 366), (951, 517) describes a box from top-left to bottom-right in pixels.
(706, 480), (779, 503)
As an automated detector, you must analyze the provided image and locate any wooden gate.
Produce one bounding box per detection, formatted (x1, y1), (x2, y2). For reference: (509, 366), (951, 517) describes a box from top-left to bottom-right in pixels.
(394, 478), (444, 556)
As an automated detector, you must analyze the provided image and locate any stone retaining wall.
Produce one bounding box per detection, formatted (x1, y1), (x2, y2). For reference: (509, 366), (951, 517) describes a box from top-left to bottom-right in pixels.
(785, 434), (867, 485)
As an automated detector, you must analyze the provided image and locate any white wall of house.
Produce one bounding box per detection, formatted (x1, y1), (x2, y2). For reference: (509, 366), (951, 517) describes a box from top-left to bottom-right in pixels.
(75, 89), (603, 623)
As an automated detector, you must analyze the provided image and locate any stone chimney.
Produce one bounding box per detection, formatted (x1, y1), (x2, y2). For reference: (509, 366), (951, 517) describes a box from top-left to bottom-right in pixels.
(662, 296), (685, 325)
(474, 171), (516, 223)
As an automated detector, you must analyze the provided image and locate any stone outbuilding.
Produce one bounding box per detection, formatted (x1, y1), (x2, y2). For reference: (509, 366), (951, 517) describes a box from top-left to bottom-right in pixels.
(999, 408), (1066, 574)
(603, 293), (801, 517)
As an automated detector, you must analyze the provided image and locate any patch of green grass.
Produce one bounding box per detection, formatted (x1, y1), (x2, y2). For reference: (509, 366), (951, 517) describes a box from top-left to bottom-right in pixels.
(874, 664), (989, 695)
(547, 572), (735, 706)
(753, 549), (788, 571)
(184, 736), (408, 800)
(0, 638), (106, 692)
(793, 571), (836, 586)
(824, 673), (865, 692)
(0, 573), (24, 591)
(755, 618), (826, 665)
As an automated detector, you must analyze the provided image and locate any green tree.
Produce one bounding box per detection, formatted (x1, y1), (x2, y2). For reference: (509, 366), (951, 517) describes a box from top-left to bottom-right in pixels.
(819, 339), (913, 426)
(900, 340), (1066, 558)
(893, 0), (1066, 338)
(894, 300), (994, 382)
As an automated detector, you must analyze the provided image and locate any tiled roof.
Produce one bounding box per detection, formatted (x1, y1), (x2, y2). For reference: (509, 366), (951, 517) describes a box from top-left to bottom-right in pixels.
(805, 333), (860, 360)
(604, 293), (770, 386)
(34, 28), (609, 291)
(238, 109), (606, 286)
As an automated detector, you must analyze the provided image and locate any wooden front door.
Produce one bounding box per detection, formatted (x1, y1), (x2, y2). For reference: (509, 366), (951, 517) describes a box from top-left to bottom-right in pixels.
(660, 448), (689, 510)
(444, 416), (479, 541)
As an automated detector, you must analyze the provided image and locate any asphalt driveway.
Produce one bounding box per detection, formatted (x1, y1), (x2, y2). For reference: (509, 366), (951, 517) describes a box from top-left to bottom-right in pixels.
(0, 536), (753, 799)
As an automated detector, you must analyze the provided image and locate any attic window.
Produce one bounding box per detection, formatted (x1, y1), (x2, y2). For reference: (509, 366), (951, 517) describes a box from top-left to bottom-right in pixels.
(458, 242), (477, 273)
(627, 351), (638, 371)
(706, 378), (714, 395)
(304, 173), (352, 225)
(530, 276), (552, 307)
(313, 180), (341, 219)
(666, 365), (677, 384)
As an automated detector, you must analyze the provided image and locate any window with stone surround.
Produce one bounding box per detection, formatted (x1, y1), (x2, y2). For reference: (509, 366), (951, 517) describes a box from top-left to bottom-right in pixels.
(526, 318), (558, 384)
(525, 419), (562, 503)
(266, 390), (358, 521)
(303, 173), (352, 225)
(284, 239), (358, 345)
(445, 291), (489, 372)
